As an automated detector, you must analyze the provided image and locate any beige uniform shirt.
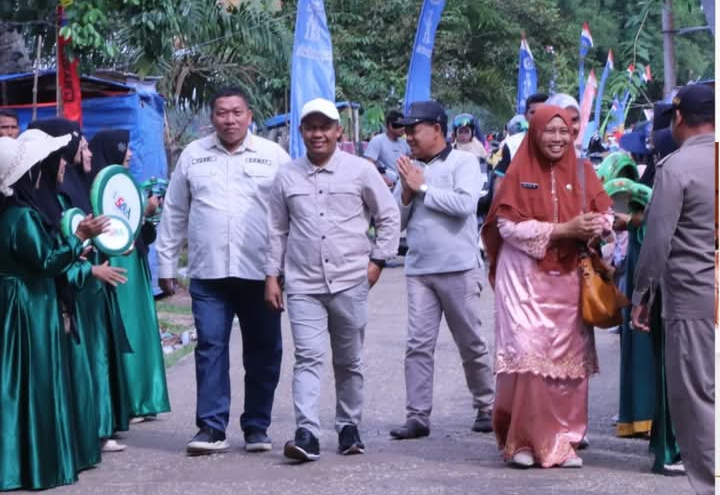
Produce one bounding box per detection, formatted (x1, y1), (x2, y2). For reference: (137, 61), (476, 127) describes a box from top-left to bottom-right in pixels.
(265, 150), (400, 295)
(156, 132), (291, 280)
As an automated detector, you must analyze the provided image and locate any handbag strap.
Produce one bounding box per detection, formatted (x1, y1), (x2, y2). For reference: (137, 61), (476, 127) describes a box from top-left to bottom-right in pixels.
(577, 158), (586, 213)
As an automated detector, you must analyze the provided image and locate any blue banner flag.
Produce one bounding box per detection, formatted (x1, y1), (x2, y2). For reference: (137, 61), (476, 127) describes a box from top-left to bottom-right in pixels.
(403, 0), (446, 113)
(516, 36), (537, 115)
(593, 49), (614, 130)
(578, 22), (593, 102)
(289, 0), (336, 159)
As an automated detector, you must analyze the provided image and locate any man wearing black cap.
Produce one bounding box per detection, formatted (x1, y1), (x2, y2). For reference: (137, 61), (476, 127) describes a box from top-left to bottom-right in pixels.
(631, 84), (715, 495)
(390, 100), (494, 440)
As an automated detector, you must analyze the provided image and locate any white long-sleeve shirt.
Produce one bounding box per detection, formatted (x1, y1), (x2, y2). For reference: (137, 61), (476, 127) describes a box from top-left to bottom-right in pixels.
(156, 132), (291, 280)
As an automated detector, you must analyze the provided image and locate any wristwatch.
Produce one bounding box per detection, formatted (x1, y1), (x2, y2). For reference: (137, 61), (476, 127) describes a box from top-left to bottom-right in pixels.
(419, 183), (429, 194)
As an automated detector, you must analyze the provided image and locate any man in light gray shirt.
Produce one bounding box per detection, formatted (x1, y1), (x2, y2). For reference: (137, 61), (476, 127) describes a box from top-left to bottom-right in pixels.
(157, 88), (290, 456)
(365, 110), (410, 188)
(631, 84), (715, 495)
(265, 98), (400, 462)
(389, 101), (494, 440)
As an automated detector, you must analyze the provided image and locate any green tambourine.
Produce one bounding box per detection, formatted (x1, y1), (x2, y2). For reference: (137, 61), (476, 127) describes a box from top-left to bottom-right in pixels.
(597, 152), (639, 184)
(60, 207), (91, 247)
(93, 215), (134, 257)
(90, 165), (143, 240)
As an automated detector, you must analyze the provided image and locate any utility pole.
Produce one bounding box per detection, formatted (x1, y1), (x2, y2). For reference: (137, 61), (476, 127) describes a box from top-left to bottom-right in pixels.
(661, 0), (677, 97)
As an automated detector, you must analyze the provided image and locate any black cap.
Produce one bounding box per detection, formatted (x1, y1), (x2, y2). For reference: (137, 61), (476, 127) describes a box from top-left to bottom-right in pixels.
(661, 84), (714, 117)
(397, 100), (448, 127)
(652, 102), (673, 130)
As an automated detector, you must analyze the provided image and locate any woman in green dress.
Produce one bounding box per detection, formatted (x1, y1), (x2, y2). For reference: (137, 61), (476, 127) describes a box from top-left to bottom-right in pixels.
(30, 119), (133, 452)
(89, 130), (171, 418)
(0, 130), (107, 490)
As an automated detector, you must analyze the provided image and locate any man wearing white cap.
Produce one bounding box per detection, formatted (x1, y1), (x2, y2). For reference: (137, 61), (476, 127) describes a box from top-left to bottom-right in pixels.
(265, 98), (400, 462)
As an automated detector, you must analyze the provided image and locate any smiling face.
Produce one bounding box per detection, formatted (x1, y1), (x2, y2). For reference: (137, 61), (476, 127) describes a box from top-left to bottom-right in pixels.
(300, 113), (342, 165)
(404, 121), (444, 161)
(538, 116), (572, 162)
(211, 95), (253, 150)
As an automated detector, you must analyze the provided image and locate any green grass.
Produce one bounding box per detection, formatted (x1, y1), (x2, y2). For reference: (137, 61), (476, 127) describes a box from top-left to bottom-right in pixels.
(163, 343), (195, 368)
(156, 302), (192, 315)
(158, 318), (189, 335)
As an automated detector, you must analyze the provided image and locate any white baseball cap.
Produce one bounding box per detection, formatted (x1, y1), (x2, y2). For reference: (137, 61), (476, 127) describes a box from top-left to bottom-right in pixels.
(300, 98), (340, 122)
(0, 129), (72, 197)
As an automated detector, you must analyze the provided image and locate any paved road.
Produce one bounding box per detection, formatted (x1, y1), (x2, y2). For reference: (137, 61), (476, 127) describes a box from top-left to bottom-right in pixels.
(40, 267), (695, 495)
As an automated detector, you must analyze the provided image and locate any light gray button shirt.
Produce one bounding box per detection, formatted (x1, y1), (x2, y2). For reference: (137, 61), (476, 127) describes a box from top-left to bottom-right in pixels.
(265, 150), (400, 295)
(156, 132), (291, 280)
(394, 147), (483, 276)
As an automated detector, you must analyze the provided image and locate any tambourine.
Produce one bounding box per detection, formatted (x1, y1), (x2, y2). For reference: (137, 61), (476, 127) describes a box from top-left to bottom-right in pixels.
(93, 215), (134, 256)
(60, 207), (91, 247)
(140, 177), (169, 225)
(604, 178), (635, 215)
(90, 165), (144, 239)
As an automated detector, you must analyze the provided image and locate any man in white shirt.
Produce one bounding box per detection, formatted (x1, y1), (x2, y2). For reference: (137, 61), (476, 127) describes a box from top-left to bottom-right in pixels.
(365, 110), (410, 188)
(156, 87), (291, 456)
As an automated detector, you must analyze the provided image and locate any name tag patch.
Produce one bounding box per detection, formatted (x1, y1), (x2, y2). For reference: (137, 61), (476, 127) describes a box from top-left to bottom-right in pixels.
(520, 182), (539, 189)
(245, 157), (273, 166)
(191, 156), (218, 164)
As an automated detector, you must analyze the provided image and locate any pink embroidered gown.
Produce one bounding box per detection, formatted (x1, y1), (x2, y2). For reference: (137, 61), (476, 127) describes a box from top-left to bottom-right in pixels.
(492, 216), (611, 467)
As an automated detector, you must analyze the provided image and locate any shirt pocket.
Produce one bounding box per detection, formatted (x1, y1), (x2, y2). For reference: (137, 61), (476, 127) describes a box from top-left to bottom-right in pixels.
(328, 183), (363, 222)
(188, 166), (219, 195)
(287, 186), (315, 217)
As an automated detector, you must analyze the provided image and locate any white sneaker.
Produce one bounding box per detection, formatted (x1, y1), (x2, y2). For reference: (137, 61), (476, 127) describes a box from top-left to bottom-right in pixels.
(510, 451), (535, 468)
(560, 457), (583, 468)
(662, 461), (686, 476)
(102, 439), (127, 452)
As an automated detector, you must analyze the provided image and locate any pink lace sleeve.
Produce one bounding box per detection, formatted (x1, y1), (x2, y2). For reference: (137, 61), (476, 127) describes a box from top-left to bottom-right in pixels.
(497, 218), (554, 259)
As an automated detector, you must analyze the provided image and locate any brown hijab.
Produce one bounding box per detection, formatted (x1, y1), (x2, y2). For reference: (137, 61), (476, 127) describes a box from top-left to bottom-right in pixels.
(481, 105), (611, 286)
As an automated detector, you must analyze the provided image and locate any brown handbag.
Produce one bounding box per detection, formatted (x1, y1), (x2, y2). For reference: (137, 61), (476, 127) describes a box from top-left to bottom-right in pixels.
(576, 159), (630, 328)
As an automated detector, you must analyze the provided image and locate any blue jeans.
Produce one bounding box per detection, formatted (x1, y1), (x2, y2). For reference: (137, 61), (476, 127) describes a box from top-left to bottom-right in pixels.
(189, 278), (282, 434)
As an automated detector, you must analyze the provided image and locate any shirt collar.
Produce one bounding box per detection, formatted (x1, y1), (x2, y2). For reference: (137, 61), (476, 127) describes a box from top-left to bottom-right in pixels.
(202, 132), (257, 154)
(683, 133), (714, 147)
(418, 145), (453, 165)
(302, 149), (340, 175)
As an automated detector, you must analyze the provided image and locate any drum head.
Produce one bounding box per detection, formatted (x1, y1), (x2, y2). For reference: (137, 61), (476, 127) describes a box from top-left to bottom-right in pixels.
(90, 165), (143, 239)
(93, 215), (134, 256)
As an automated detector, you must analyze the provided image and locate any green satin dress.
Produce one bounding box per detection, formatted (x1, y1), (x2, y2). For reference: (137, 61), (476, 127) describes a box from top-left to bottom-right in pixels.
(110, 223), (170, 416)
(617, 224), (656, 437)
(63, 260), (103, 471)
(648, 290), (682, 472)
(70, 252), (133, 439)
(0, 206), (84, 491)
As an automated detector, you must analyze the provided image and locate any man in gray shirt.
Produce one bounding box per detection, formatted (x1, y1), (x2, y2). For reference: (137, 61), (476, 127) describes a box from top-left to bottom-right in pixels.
(631, 84), (715, 495)
(265, 98), (400, 462)
(365, 110), (410, 188)
(389, 101), (494, 440)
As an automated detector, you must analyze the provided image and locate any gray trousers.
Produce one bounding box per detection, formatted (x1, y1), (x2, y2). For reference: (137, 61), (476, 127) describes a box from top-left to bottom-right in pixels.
(664, 318), (715, 495)
(405, 267), (494, 427)
(287, 281), (369, 438)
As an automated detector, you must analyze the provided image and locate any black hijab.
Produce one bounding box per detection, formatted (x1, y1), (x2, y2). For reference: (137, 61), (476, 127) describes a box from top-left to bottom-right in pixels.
(88, 129), (130, 183)
(27, 118), (92, 214)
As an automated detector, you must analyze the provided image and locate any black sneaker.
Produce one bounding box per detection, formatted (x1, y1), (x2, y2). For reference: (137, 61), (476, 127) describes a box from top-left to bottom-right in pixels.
(244, 430), (272, 452)
(186, 427), (230, 455)
(283, 427), (320, 462)
(389, 419), (430, 440)
(338, 425), (365, 455)
(472, 410), (493, 433)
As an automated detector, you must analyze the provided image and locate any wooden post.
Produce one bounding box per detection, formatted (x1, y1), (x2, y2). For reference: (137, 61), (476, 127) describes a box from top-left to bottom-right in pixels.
(32, 35), (43, 121)
(661, 0), (677, 97)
